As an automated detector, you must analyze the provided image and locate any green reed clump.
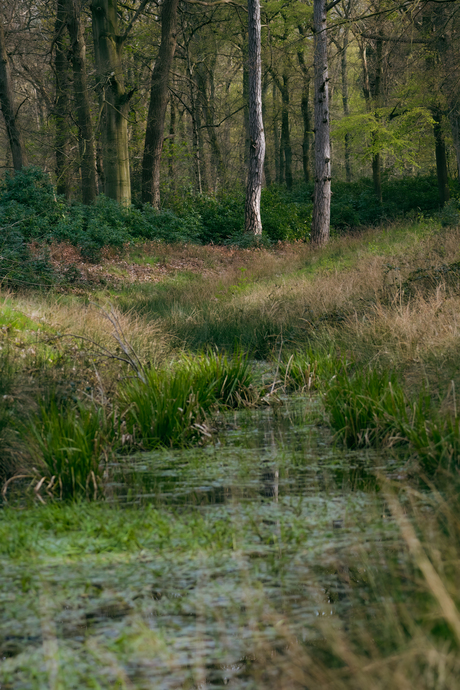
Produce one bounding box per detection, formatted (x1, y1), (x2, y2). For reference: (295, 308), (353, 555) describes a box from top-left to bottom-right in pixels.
(324, 368), (410, 448)
(119, 351), (254, 449)
(182, 349), (254, 407)
(280, 347), (342, 391)
(407, 411), (460, 473)
(29, 401), (111, 499)
(119, 366), (215, 449)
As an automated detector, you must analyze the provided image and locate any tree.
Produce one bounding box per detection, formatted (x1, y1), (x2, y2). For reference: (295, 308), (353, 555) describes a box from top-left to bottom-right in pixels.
(91, 0), (132, 205)
(311, 0), (333, 246)
(245, 0), (265, 236)
(67, 0), (97, 204)
(142, 0), (180, 207)
(0, 17), (27, 170)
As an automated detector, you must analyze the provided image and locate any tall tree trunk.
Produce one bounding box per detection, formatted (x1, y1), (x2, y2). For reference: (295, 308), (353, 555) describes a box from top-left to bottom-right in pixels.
(68, 0), (97, 204)
(262, 72), (271, 186)
(54, 0), (71, 199)
(448, 110), (460, 182)
(186, 52), (202, 194)
(141, 0), (179, 207)
(91, 0), (131, 205)
(281, 71), (292, 190)
(297, 46), (312, 185)
(242, 38), (250, 169)
(168, 93), (176, 193)
(197, 63), (225, 191)
(311, 0), (331, 246)
(360, 40), (382, 201)
(0, 19), (27, 170)
(245, 0), (265, 235)
(432, 106), (450, 206)
(341, 26), (352, 182)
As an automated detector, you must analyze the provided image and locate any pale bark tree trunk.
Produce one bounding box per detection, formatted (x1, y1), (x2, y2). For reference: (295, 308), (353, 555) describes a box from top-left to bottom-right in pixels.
(0, 19), (27, 170)
(91, 0), (131, 205)
(245, 0), (265, 235)
(54, 0), (72, 199)
(142, 0), (179, 207)
(311, 0), (331, 246)
(68, 0), (97, 204)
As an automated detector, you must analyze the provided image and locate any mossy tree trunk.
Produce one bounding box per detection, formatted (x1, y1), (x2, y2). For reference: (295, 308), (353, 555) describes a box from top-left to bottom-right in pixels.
(68, 0), (97, 204)
(91, 0), (131, 206)
(0, 19), (27, 171)
(54, 0), (72, 199)
(141, 0), (179, 208)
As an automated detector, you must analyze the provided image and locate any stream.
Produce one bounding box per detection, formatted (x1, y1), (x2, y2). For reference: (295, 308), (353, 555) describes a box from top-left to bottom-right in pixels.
(0, 397), (406, 689)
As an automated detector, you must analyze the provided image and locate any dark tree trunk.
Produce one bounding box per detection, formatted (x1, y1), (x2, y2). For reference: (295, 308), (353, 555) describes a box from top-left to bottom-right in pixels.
(432, 107), (450, 206)
(67, 0), (97, 204)
(168, 93), (176, 192)
(341, 26), (352, 183)
(448, 111), (460, 182)
(311, 0), (331, 246)
(186, 52), (202, 194)
(141, 0), (179, 207)
(281, 72), (292, 190)
(91, 0), (131, 205)
(245, 0), (265, 235)
(0, 20), (27, 170)
(297, 46), (312, 185)
(54, 0), (72, 199)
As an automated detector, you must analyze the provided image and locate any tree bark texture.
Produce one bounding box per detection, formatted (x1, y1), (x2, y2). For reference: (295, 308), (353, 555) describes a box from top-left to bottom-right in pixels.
(340, 26), (351, 183)
(297, 47), (312, 185)
(311, 0), (331, 246)
(245, 0), (265, 236)
(0, 19), (27, 171)
(54, 0), (72, 198)
(91, 0), (131, 205)
(68, 0), (97, 204)
(448, 111), (460, 182)
(141, 0), (179, 207)
(432, 107), (450, 206)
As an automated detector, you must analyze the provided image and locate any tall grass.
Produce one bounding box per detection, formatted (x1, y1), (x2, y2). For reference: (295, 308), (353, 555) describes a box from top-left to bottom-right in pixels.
(28, 401), (112, 498)
(119, 350), (254, 449)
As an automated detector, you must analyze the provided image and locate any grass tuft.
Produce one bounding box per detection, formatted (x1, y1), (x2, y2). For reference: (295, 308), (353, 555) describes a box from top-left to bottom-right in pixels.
(28, 401), (112, 499)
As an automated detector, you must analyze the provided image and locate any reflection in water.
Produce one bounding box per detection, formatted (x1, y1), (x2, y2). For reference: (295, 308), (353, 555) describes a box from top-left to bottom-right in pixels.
(1, 397), (406, 689)
(112, 397), (382, 507)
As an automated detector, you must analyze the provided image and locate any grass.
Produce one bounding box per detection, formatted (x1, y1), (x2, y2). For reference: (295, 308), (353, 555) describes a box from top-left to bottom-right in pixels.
(2, 218), (460, 686)
(118, 350), (254, 449)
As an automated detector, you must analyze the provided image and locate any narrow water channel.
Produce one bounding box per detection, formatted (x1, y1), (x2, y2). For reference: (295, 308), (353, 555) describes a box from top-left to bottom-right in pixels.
(1, 397), (404, 689)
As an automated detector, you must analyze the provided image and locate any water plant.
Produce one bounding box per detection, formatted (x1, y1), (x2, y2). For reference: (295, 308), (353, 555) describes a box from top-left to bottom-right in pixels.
(324, 367), (410, 448)
(28, 400), (111, 499)
(118, 350), (254, 449)
(279, 346), (342, 391)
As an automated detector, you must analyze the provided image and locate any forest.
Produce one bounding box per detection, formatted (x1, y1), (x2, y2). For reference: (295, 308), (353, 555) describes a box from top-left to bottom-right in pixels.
(1, 1), (460, 689)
